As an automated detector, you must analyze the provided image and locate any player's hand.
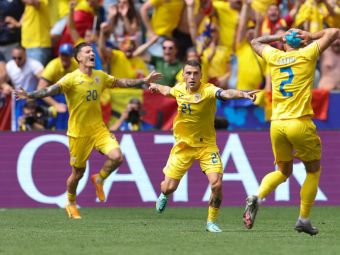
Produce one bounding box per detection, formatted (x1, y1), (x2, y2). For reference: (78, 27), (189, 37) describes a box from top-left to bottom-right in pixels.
(144, 70), (163, 85)
(55, 103), (67, 113)
(149, 83), (160, 94)
(14, 87), (28, 100)
(243, 89), (260, 102)
(288, 29), (311, 46)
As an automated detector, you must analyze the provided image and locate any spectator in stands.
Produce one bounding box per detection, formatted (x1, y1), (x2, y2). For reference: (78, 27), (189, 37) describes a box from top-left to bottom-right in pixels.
(98, 22), (158, 80)
(294, 0), (336, 32)
(21, 0), (52, 66)
(213, 0), (242, 58)
(36, 43), (78, 130)
(0, 52), (11, 96)
(6, 45), (44, 130)
(260, 0), (303, 36)
(106, 0), (140, 47)
(234, 0), (266, 91)
(67, 1), (103, 70)
(18, 100), (57, 131)
(199, 23), (231, 88)
(0, 0), (25, 62)
(148, 38), (183, 87)
(0, 52), (11, 131)
(140, 0), (184, 57)
(318, 38), (340, 90)
(110, 98), (152, 131)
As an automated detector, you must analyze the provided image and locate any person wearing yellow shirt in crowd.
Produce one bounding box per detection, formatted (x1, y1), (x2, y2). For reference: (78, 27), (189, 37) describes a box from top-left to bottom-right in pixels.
(149, 60), (259, 233)
(140, 0), (184, 57)
(14, 42), (162, 219)
(294, 0), (336, 33)
(235, 0), (266, 91)
(21, 0), (52, 65)
(243, 28), (339, 235)
(213, 0), (241, 57)
(37, 43), (78, 130)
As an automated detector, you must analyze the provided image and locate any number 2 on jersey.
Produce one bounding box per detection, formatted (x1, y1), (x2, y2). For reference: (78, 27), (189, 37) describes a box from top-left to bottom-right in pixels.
(279, 67), (294, 97)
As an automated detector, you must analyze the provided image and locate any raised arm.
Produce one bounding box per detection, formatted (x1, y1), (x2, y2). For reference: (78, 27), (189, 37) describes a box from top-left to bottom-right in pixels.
(148, 83), (172, 97)
(140, 0), (155, 36)
(68, 1), (81, 43)
(236, 0), (251, 45)
(219, 89), (259, 102)
(14, 84), (62, 100)
(295, 28), (340, 53)
(251, 34), (282, 57)
(114, 70), (162, 88)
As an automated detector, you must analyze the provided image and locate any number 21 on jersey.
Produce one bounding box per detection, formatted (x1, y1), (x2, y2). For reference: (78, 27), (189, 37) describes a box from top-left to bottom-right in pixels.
(279, 67), (294, 97)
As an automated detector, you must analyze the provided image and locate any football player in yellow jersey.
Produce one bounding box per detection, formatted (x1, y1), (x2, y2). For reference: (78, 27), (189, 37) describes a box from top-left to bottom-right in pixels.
(243, 28), (339, 235)
(14, 42), (162, 219)
(149, 60), (259, 232)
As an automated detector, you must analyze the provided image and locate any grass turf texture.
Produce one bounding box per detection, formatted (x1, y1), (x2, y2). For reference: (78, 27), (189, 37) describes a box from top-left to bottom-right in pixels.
(1, 206), (339, 255)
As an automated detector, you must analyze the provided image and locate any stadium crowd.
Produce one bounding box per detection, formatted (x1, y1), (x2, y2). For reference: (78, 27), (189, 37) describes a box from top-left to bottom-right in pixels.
(0, 0), (339, 131)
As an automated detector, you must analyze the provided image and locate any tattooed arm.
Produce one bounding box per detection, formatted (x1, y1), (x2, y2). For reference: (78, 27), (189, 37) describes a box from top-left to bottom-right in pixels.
(14, 84), (62, 100)
(114, 70), (163, 88)
(251, 34), (282, 57)
(115, 78), (148, 88)
(218, 89), (259, 102)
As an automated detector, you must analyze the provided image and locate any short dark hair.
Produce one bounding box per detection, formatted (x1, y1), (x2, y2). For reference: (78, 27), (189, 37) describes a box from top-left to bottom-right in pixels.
(162, 37), (178, 49)
(73, 42), (92, 63)
(184, 60), (202, 71)
(13, 45), (26, 52)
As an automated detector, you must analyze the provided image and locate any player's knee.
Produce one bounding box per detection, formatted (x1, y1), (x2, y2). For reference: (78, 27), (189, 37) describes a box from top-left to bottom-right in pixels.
(211, 179), (222, 193)
(73, 167), (85, 180)
(277, 161), (293, 177)
(107, 150), (124, 166)
(303, 160), (320, 173)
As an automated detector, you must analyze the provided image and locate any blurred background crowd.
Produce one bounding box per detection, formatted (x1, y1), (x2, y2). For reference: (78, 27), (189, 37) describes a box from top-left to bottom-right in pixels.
(0, 0), (339, 132)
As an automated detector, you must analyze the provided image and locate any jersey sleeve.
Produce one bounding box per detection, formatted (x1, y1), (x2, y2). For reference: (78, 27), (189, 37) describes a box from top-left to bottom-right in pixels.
(170, 86), (178, 97)
(57, 73), (73, 93)
(301, 41), (320, 61)
(262, 45), (279, 64)
(205, 84), (220, 99)
(103, 72), (117, 89)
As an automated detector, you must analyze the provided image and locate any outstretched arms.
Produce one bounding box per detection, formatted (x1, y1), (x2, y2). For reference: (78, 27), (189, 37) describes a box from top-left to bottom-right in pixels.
(14, 84), (62, 100)
(218, 89), (259, 102)
(115, 70), (163, 88)
(148, 83), (172, 97)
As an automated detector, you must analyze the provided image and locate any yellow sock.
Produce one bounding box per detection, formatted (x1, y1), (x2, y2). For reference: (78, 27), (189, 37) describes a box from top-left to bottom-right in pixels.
(300, 169), (321, 218)
(67, 192), (76, 204)
(98, 168), (110, 181)
(258, 170), (287, 200)
(207, 206), (220, 222)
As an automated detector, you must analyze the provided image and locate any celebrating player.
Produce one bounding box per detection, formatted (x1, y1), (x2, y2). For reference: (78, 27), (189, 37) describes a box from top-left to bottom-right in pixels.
(149, 60), (259, 232)
(243, 28), (339, 235)
(14, 42), (162, 219)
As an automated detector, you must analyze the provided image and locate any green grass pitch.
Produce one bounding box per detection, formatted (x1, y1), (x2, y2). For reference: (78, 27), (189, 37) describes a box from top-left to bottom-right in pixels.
(1, 206), (339, 255)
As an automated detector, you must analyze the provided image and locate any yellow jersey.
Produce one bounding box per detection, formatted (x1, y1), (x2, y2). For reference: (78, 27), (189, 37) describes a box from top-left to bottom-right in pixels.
(109, 50), (135, 79)
(22, 0), (51, 48)
(213, 1), (238, 53)
(170, 82), (220, 147)
(42, 57), (78, 84)
(58, 69), (117, 137)
(262, 41), (320, 120)
(150, 0), (184, 37)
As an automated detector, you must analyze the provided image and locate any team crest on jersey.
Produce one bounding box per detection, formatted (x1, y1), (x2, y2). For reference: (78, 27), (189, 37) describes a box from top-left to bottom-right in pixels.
(194, 93), (201, 102)
(94, 76), (100, 84)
